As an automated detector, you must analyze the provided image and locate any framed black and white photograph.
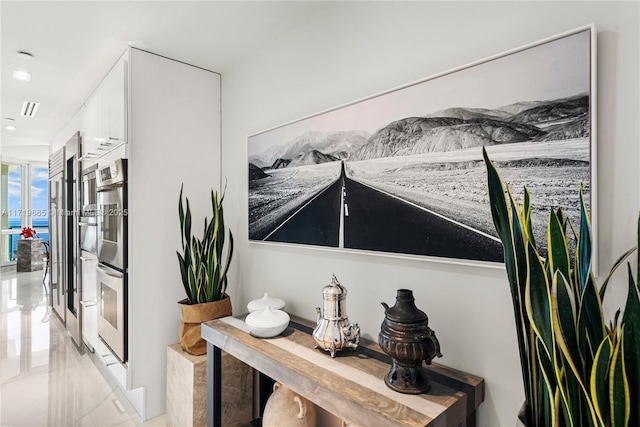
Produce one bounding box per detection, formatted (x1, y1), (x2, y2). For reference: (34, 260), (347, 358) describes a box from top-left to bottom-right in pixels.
(248, 24), (596, 266)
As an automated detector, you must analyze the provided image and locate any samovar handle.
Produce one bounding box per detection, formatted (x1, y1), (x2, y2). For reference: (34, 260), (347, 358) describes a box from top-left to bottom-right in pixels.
(419, 329), (443, 365)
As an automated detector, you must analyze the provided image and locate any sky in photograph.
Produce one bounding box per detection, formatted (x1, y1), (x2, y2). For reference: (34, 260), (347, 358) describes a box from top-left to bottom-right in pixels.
(249, 29), (590, 156)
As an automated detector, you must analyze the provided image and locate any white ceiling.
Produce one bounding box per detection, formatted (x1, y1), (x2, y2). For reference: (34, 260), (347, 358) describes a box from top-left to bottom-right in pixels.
(0, 1), (328, 162)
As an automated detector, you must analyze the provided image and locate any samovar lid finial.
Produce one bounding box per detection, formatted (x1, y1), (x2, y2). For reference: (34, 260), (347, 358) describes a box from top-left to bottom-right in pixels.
(323, 274), (346, 295)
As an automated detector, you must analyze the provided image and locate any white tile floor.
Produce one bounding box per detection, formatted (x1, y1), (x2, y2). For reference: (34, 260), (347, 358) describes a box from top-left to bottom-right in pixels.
(0, 268), (165, 426)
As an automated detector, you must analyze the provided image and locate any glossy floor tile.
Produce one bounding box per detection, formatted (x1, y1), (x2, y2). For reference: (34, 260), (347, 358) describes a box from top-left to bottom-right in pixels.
(0, 268), (165, 426)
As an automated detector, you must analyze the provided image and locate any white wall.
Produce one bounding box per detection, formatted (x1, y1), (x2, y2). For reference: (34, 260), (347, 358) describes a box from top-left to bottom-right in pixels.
(221, 2), (639, 426)
(127, 48), (221, 419)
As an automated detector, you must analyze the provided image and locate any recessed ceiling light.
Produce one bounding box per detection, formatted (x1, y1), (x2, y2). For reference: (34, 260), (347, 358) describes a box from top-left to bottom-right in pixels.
(13, 70), (31, 81)
(21, 101), (40, 118)
(5, 125), (17, 131)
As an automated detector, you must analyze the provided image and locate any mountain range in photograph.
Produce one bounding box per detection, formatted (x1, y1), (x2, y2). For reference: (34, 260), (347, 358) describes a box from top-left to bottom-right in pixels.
(249, 94), (589, 174)
(248, 93), (590, 263)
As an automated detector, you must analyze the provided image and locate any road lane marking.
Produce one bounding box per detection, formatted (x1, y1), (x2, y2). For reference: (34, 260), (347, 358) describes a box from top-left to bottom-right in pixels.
(352, 178), (502, 243)
(263, 178), (339, 241)
(344, 204), (349, 216)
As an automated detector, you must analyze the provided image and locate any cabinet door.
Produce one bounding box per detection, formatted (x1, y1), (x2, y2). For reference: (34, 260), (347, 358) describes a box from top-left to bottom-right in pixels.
(81, 94), (99, 162)
(100, 58), (127, 145)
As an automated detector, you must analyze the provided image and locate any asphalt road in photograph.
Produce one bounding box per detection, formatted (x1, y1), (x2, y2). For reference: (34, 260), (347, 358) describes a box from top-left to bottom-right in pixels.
(265, 162), (504, 262)
(342, 178), (503, 261)
(264, 176), (342, 247)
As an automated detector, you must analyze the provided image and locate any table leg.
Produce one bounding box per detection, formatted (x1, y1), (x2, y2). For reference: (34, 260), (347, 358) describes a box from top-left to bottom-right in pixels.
(258, 372), (276, 414)
(207, 342), (222, 427)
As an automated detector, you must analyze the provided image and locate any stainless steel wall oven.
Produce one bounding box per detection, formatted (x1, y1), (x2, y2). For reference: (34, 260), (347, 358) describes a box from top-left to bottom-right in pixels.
(96, 159), (127, 362)
(97, 263), (126, 362)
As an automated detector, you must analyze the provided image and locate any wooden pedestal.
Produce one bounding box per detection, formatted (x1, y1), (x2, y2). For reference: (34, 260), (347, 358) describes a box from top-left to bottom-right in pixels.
(167, 343), (252, 427)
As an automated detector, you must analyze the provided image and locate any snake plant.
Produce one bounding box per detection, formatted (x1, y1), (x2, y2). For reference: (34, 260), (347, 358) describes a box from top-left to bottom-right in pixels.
(483, 147), (639, 427)
(177, 184), (234, 304)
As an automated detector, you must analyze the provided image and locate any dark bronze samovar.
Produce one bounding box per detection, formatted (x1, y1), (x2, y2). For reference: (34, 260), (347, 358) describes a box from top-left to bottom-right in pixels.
(378, 289), (442, 394)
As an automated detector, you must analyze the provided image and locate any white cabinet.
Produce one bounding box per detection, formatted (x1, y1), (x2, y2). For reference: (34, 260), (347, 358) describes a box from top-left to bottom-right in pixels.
(81, 56), (127, 165)
(126, 47), (221, 420)
(81, 93), (99, 163)
(98, 58), (127, 146)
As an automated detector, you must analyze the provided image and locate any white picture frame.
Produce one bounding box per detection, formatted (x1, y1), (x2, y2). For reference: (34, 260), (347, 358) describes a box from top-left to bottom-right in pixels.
(247, 24), (597, 269)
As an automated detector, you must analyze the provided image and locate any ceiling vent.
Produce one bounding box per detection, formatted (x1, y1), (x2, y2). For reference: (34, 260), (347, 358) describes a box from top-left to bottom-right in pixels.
(21, 101), (40, 118)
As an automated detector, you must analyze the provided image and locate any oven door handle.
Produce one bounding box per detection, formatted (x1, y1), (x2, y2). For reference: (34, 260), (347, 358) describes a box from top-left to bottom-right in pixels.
(96, 265), (124, 279)
(97, 183), (124, 192)
(79, 222), (97, 227)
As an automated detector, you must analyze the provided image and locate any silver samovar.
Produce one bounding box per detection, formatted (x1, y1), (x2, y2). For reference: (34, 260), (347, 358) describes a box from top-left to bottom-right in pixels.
(312, 275), (360, 357)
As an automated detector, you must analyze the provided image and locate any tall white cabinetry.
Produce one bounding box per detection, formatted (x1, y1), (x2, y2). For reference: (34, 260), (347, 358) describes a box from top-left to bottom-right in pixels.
(81, 57), (127, 165)
(52, 47), (221, 421)
(126, 47), (221, 421)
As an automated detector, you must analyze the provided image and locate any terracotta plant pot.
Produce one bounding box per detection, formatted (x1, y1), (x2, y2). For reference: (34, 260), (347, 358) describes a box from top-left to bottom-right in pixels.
(179, 294), (232, 355)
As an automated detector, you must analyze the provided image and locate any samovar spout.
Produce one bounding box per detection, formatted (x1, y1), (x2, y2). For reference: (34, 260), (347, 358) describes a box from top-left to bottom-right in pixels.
(343, 323), (361, 349)
(315, 307), (321, 325)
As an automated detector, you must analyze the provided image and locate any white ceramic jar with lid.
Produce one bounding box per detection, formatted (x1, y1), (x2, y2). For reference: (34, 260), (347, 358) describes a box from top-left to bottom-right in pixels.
(245, 306), (290, 338)
(247, 292), (285, 312)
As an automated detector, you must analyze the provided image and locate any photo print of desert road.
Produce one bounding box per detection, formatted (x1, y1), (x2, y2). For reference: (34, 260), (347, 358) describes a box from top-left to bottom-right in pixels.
(248, 28), (592, 264)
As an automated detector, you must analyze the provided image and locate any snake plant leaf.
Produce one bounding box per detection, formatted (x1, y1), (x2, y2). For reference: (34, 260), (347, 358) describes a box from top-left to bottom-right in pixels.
(220, 232), (234, 297)
(526, 240), (553, 358)
(185, 198), (192, 248)
(187, 265), (196, 303)
(536, 338), (558, 426)
(484, 148), (520, 306)
(509, 191), (537, 418)
(578, 272), (605, 369)
(206, 243), (215, 301)
(553, 271), (581, 375)
(555, 339), (599, 427)
(599, 246), (636, 300)
(591, 336), (613, 426)
(577, 186), (592, 294)
(212, 264), (221, 301)
(556, 386), (572, 427)
(217, 203), (226, 264)
(177, 252), (190, 301)
(609, 330), (630, 427)
(622, 263), (640, 426)
(198, 262), (208, 303)
(483, 148), (513, 268)
(556, 360), (579, 427)
(524, 188), (537, 248)
(179, 184), (185, 247)
(510, 192), (528, 310)
(552, 271), (594, 427)
(548, 210), (571, 290)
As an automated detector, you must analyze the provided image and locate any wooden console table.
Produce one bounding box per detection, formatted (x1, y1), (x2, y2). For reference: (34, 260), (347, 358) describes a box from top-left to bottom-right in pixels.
(202, 316), (484, 427)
